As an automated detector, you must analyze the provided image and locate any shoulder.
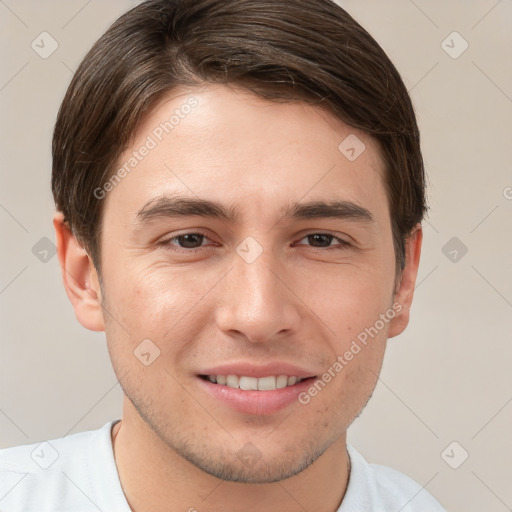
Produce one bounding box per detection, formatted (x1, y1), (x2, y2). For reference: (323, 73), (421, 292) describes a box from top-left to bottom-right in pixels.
(340, 443), (447, 512)
(0, 420), (120, 511)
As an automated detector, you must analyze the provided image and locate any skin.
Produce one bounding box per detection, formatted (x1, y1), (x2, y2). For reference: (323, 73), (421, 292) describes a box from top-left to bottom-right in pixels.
(54, 83), (422, 512)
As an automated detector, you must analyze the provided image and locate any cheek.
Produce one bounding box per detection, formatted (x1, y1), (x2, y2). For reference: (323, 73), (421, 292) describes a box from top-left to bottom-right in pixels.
(298, 336), (386, 435)
(101, 261), (214, 366)
(308, 268), (394, 341)
(307, 272), (393, 410)
(104, 260), (193, 328)
(331, 331), (387, 415)
(339, 350), (384, 415)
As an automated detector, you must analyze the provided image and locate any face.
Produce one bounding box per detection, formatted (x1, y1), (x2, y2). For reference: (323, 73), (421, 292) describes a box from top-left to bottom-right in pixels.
(91, 83), (412, 483)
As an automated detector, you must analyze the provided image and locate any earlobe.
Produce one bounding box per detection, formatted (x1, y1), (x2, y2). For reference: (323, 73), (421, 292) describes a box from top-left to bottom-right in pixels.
(387, 224), (423, 339)
(53, 211), (105, 332)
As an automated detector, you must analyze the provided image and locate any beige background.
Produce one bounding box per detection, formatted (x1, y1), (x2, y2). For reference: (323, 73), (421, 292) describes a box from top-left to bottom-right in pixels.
(0, 1), (511, 510)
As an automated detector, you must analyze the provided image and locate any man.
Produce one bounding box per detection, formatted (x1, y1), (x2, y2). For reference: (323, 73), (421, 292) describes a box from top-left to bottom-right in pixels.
(0, 0), (447, 510)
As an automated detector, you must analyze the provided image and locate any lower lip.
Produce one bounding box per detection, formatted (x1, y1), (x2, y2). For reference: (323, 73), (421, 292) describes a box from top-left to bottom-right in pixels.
(197, 376), (316, 415)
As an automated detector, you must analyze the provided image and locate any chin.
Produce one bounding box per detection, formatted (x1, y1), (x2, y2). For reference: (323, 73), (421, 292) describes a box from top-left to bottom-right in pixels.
(179, 443), (325, 484)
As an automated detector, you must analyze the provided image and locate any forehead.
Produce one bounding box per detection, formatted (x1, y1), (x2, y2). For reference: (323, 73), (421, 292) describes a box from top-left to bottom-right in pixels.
(103, 83), (389, 226)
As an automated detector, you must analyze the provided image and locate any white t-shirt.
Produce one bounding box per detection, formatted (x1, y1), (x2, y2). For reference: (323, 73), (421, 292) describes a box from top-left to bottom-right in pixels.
(0, 419), (446, 511)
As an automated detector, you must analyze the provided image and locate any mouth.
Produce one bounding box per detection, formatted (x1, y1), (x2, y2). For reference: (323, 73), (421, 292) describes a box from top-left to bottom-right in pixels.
(196, 370), (317, 415)
(199, 374), (311, 391)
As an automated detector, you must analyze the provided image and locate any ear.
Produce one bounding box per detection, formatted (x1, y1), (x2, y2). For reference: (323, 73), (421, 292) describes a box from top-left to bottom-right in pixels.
(53, 211), (105, 331)
(387, 224), (422, 339)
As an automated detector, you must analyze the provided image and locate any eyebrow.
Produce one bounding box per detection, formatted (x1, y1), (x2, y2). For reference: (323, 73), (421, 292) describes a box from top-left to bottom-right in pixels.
(135, 194), (374, 225)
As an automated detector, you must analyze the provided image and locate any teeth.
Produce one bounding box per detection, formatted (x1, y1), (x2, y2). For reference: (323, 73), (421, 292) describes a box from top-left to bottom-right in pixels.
(239, 376), (258, 390)
(258, 376), (276, 391)
(226, 375), (239, 388)
(276, 375), (288, 389)
(206, 374), (304, 391)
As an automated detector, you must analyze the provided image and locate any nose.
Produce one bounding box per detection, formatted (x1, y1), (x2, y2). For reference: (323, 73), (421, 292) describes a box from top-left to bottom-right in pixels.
(214, 248), (303, 344)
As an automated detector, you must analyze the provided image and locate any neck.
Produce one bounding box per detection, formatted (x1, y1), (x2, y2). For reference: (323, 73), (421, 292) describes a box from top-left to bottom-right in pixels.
(111, 406), (350, 512)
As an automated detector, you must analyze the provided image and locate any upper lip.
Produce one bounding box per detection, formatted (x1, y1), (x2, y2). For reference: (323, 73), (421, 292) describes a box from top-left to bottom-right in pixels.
(198, 362), (317, 379)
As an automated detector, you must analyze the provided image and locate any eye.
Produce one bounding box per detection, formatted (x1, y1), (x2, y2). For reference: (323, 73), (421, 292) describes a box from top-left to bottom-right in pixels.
(295, 233), (350, 251)
(159, 232), (211, 252)
(158, 231), (351, 254)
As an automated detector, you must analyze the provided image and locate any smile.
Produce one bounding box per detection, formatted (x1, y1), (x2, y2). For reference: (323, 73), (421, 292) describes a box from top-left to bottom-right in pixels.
(197, 373), (317, 415)
(202, 375), (305, 390)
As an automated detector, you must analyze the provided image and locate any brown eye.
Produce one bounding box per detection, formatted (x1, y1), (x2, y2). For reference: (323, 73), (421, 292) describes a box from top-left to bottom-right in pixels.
(160, 232), (210, 252)
(172, 234), (205, 249)
(297, 233), (350, 251)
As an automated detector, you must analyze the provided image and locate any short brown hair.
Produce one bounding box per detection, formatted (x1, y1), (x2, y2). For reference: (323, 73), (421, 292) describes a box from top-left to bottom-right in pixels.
(52, 0), (426, 277)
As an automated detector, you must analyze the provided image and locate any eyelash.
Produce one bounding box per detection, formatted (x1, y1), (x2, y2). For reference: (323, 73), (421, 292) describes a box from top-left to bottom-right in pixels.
(158, 232), (351, 254)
